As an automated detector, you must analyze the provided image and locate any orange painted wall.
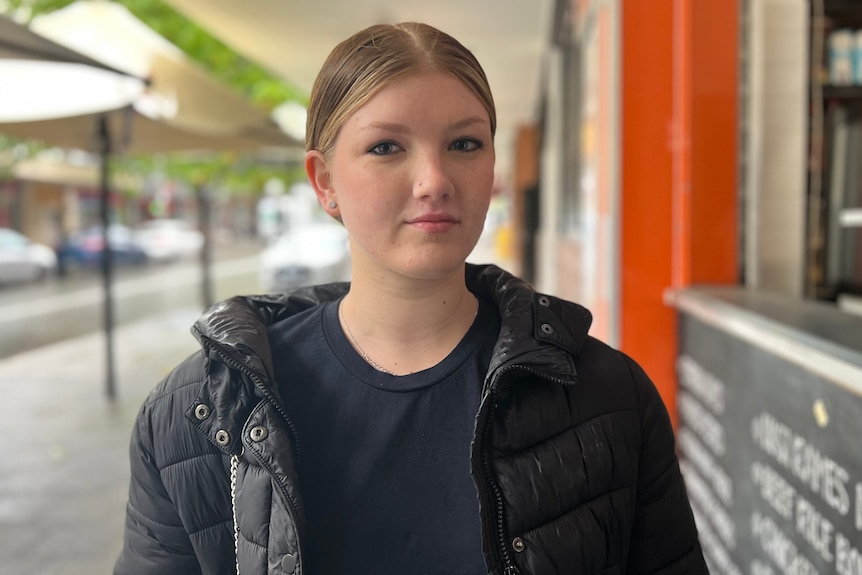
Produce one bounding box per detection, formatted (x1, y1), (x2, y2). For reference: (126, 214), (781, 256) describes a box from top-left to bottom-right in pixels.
(690, 2), (739, 284)
(621, 0), (738, 425)
(620, 0), (677, 412)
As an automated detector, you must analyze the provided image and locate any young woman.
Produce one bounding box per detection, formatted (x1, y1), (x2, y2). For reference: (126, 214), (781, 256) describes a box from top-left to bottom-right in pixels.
(115, 22), (708, 575)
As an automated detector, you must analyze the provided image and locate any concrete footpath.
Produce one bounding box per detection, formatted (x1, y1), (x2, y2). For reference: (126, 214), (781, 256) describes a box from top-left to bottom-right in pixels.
(0, 307), (202, 575)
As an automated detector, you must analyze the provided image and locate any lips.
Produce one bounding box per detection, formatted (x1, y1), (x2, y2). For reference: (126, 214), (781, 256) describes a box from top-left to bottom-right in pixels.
(407, 212), (458, 224)
(406, 212), (459, 233)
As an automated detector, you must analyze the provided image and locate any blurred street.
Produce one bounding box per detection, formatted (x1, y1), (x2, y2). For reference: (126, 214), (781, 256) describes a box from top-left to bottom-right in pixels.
(0, 238), (261, 358)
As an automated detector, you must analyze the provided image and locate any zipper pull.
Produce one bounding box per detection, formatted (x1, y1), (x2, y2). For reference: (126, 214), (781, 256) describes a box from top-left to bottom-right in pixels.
(503, 566), (520, 575)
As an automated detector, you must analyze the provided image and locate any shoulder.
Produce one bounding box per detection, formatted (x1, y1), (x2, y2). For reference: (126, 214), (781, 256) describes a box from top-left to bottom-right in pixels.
(132, 351), (211, 465)
(574, 338), (679, 470)
(574, 336), (658, 408)
(143, 350), (208, 410)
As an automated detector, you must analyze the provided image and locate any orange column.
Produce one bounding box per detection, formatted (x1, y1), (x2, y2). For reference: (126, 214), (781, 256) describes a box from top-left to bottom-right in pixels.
(620, 0), (677, 414)
(689, 2), (738, 284)
(620, 0), (737, 426)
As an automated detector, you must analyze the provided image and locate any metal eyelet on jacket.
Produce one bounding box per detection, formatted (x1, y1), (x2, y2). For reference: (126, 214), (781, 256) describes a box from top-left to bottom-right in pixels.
(540, 323), (554, 335)
(512, 537), (526, 553)
(538, 295), (551, 307)
(215, 429), (230, 446)
(249, 425), (268, 442)
(280, 553), (297, 573)
(194, 403), (211, 420)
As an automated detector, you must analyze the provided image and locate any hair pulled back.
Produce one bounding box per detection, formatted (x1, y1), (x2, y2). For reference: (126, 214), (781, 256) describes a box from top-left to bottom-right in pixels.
(305, 22), (496, 157)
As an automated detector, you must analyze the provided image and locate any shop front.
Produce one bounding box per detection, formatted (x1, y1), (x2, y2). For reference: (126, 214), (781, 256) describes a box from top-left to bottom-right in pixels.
(535, 0), (862, 571)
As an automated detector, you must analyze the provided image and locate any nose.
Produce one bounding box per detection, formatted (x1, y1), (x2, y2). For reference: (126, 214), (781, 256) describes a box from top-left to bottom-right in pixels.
(412, 150), (453, 200)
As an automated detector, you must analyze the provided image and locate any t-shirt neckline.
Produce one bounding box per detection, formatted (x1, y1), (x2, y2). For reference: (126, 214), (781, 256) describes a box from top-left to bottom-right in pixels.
(322, 296), (493, 392)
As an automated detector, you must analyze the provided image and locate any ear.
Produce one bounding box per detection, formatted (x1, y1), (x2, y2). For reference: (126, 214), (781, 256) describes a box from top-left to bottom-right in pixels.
(305, 150), (339, 217)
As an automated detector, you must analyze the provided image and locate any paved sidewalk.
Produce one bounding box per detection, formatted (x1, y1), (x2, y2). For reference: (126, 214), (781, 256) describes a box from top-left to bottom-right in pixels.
(0, 307), (202, 575)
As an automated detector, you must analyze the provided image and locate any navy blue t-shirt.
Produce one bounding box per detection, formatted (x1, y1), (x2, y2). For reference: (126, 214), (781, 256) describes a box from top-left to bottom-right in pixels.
(268, 296), (499, 575)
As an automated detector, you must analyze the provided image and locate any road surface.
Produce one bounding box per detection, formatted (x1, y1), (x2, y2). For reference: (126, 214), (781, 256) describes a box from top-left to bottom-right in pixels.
(0, 241), (262, 359)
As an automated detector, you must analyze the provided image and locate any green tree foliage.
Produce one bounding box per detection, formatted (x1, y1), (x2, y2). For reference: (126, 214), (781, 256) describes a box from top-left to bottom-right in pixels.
(0, 135), (42, 179)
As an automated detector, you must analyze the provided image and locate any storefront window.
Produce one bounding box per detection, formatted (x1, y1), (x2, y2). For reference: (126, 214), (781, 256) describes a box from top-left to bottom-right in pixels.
(808, 0), (862, 302)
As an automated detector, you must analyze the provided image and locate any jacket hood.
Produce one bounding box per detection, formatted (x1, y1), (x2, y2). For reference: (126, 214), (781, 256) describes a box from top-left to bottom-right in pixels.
(192, 263), (593, 397)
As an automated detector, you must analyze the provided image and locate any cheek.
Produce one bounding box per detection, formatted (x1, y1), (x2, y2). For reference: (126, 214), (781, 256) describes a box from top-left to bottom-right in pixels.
(336, 174), (399, 244)
(334, 168), (374, 210)
(345, 169), (407, 219)
(469, 171), (495, 209)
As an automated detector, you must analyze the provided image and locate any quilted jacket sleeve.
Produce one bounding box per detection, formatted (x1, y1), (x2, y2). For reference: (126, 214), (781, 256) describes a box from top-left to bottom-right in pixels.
(113, 395), (202, 575)
(623, 355), (709, 575)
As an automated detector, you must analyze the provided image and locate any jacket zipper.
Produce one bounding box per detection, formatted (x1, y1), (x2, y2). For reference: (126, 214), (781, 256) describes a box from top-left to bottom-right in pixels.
(479, 365), (519, 575)
(213, 348), (306, 531)
(480, 364), (573, 575)
(482, 395), (520, 575)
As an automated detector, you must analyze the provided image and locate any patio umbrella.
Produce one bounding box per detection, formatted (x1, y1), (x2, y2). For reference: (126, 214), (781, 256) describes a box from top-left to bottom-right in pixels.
(27, 1), (298, 148)
(0, 2), (302, 399)
(0, 12), (131, 70)
(0, 106), (294, 154)
(2, 1), (300, 156)
(0, 13), (145, 122)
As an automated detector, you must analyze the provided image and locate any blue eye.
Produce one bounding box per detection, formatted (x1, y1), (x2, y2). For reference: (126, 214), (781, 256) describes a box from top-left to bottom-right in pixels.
(451, 138), (484, 152)
(368, 142), (401, 155)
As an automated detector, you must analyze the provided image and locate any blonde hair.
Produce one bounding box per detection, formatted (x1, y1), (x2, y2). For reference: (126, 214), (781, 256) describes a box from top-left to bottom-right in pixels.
(305, 22), (496, 157)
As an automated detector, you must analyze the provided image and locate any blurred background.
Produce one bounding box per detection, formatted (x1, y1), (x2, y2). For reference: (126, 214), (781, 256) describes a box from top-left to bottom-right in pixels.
(1, 1), (861, 574)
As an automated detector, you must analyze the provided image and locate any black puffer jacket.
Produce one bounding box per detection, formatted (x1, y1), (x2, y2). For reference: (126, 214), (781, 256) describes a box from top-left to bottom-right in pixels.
(114, 264), (707, 575)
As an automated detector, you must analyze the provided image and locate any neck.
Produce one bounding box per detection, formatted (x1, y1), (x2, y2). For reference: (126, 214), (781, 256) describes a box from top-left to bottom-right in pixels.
(339, 264), (478, 375)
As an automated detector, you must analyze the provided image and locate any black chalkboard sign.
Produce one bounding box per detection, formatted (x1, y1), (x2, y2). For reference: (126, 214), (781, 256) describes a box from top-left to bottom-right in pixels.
(677, 313), (862, 575)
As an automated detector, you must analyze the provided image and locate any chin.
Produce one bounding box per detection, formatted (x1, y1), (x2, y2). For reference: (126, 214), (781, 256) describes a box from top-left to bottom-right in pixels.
(397, 253), (471, 281)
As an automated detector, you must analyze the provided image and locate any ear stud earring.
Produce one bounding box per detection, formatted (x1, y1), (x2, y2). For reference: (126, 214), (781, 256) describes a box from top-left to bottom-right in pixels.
(329, 201), (337, 209)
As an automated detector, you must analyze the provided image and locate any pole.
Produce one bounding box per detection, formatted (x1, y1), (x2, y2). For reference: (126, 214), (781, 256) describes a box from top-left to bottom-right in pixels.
(197, 184), (214, 309)
(98, 115), (116, 400)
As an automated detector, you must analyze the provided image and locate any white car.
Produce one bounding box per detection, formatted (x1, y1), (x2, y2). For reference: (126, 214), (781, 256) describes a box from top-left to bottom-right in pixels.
(134, 219), (204, 263)
(259, 223), (351, 291)
(0, 227), (58, 284)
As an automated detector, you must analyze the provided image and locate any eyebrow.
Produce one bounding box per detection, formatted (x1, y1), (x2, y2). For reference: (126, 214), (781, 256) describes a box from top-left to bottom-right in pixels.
(360, 115), (488, 133)
(449, 116), (488, 130)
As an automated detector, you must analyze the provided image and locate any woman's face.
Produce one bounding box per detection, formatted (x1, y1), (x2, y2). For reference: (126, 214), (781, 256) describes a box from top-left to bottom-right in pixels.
(308, 70), (495, 282)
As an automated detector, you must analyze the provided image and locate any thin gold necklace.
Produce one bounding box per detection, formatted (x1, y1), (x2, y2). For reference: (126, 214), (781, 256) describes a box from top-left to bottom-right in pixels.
(338, 297), (480, 376)
(338, 303), (394, 375)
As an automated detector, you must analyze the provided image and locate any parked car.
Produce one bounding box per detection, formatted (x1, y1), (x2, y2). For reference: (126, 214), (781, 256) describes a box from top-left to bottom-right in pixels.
(0, 227), (58, 285)
(259, 223), (351, 291)
(134, 219), (204, 263)
(56, 225), (147, 271)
